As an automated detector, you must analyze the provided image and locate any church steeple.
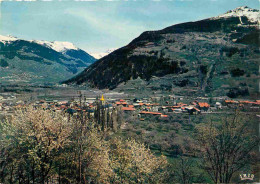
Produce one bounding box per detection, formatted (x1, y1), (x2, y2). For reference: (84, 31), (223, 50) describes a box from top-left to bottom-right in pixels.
(100, 94), (105, 105)
(100, 94), (105, 101)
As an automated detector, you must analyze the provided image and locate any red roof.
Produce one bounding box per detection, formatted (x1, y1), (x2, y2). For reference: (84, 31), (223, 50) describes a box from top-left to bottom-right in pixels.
(140, 111), (162, 115)
(115, 101), (127, 105)
(172, 106), (181, 108)
(198, 102), (210, 108)
(239, 101), (254, 104)
(128, 105), (134, 108)
(161, 115), (168, 118)
(139, 103), (144, 106)
(225, 100), (238, 103)
(121, 107), (136, 111)
(119, 99), (125, 102)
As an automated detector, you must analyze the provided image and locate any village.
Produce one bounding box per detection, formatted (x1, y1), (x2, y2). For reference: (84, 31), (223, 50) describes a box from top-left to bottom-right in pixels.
(1, 91), (260, 120)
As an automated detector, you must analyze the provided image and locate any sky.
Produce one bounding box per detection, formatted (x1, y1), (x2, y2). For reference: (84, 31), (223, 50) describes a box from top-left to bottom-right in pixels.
(0, 0), (259, 54)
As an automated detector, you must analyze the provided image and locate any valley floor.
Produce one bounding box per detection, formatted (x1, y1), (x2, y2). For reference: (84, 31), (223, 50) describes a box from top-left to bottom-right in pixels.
(0, 84), (259, 183)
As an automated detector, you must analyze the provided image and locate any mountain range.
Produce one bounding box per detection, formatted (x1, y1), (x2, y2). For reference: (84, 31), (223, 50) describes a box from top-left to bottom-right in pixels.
(65, 6), (260, 98)
(0, 35), (96, 84)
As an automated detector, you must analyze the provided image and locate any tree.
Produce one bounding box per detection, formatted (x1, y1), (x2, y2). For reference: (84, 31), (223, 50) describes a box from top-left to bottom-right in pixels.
(0, 106), (72, 183)
(109, 138), (167, 183)
(0, 106), (168, 184)
(111, 107), (118, 131)
(172, 157), (202, 184)
(195, 111), (259, 183)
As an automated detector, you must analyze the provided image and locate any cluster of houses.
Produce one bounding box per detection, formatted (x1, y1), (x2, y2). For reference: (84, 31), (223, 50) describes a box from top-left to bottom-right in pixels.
(114, 99), (211, 118)
(111, 98), (260, 120)
(1, 94), (260, 120)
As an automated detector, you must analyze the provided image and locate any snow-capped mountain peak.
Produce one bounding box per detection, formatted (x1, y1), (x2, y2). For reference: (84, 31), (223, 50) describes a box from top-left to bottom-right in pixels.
(0, 35), (18, 44)
(31, 40), (79, 52)
(90, 48), (117, 59)
(0, 34), (80, 53)
(212, 6), (259, 24)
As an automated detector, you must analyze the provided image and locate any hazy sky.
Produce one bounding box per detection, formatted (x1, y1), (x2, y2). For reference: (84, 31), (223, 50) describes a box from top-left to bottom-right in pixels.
(0, 0), (259, 53)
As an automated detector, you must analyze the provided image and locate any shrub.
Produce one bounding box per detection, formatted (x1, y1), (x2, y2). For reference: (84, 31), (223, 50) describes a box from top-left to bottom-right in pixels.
(231, 68), (245, 77)
(0, 60), (9, 67)
(199, 65), (208, 75)
(227, 87), (249, 98)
